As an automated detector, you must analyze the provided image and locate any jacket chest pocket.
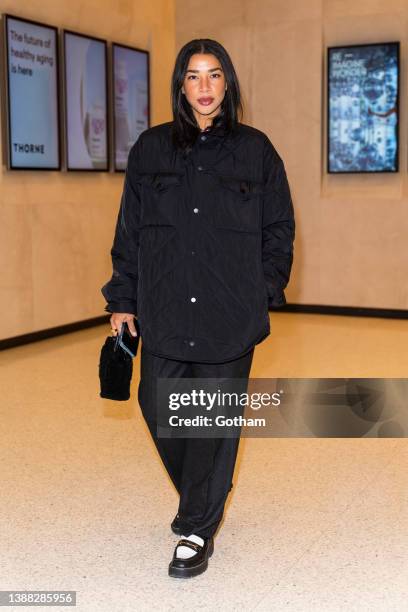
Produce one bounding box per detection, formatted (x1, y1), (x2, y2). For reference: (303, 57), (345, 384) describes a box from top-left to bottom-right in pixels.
(138, 171), (183, 227)
(212, 174), (263, 232)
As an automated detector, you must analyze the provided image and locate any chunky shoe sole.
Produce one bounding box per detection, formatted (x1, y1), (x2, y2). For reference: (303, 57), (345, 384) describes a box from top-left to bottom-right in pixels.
(168, 538), (214, 578)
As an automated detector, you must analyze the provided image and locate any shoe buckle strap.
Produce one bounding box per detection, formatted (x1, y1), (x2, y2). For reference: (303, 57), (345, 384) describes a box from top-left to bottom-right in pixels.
(176, 539), (202, 554)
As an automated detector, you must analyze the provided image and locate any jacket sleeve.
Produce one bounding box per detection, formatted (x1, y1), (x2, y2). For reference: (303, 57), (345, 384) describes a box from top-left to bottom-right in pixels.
(101, 136), (145, 315)
(261, 136), (296, 308)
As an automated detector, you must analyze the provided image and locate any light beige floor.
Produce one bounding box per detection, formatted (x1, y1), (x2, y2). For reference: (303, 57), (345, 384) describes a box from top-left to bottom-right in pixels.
(0, 313), (407, 611)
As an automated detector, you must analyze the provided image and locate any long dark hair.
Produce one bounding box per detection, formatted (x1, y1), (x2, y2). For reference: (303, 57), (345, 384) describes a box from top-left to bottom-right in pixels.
(170, 39), (243, 153)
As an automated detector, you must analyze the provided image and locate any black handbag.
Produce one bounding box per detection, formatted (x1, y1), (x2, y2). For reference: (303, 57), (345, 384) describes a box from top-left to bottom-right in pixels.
(98, 319), (140, 401)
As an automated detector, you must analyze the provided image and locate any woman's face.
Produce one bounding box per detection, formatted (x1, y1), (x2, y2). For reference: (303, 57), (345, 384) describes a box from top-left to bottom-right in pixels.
(181, 53), (227, 124)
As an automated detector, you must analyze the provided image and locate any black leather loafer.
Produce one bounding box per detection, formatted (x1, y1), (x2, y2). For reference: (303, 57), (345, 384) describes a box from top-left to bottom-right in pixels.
(168, 536), (214, 578)
(171, 513), (182, 536)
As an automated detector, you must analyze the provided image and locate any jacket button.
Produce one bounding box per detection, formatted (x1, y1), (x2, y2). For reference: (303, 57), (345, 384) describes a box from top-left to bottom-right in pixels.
(197, 165), (203, 171)
(191, 250), (195, 255)
(190, 297), (196, 302)
(200, 135), (207, 141)
(189, 340), (195, 347)
(193, 208), (199, 213)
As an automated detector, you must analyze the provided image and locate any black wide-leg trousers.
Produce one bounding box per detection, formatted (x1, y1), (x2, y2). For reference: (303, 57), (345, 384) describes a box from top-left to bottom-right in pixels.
(137, 344), (254, 539)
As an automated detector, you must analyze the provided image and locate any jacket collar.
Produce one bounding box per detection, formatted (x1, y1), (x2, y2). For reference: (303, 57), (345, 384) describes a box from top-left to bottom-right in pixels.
(199, 114), (229, 140)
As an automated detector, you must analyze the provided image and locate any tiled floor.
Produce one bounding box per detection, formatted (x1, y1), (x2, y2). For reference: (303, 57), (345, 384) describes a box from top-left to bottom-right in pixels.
(0, 312), (407, 611)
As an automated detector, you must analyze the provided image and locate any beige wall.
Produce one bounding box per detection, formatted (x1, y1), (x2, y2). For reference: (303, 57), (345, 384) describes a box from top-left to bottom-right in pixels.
(0, 0), (175, 340)
(2, 1), (407, 341)
(176, 0), (408, 310)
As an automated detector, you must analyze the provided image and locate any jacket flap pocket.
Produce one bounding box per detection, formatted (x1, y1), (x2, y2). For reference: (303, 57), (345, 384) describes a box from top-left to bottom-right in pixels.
(138, 171), (182, 192)
(218, 175), (264, 198)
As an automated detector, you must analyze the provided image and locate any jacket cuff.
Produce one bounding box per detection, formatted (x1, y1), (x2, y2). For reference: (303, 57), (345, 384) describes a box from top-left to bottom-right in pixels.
(268, 290), (287, 309)
(104, 302), (138, 315)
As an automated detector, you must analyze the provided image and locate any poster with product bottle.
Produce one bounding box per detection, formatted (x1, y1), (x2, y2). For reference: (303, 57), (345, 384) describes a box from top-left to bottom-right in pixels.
(112, 43), (150, 171)
(63, 30), (109, 171)
(4, 14), (60, 170)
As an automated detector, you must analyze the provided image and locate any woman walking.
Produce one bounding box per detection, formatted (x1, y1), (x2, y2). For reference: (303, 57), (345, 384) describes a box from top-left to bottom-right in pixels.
(101, 38), (295, 578)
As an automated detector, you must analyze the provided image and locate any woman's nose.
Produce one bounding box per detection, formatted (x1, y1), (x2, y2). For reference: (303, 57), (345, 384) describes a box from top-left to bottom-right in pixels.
(199, 77), (210, 92)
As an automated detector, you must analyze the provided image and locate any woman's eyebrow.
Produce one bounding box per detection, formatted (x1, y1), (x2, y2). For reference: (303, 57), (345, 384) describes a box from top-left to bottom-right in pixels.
(185, 67), (223, 73)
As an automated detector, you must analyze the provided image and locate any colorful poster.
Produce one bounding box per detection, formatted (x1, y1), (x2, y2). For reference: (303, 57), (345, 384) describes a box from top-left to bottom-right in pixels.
(112, 43), (149, 171)
(64, 31), (108, 170)
(328, 43), (399, 173)
(5, 15), (60, 170)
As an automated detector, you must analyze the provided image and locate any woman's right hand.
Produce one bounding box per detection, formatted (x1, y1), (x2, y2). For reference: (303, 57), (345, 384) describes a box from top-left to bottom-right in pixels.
(110, 313), (138, 337)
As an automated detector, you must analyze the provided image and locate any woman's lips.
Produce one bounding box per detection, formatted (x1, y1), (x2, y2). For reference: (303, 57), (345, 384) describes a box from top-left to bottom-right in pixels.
(197, 97), (214, 106)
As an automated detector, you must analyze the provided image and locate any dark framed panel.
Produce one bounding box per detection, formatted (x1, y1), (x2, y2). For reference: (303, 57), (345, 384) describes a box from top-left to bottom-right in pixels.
(111, 42), (150, 172)
(327, 42), (400, 174)
(63, 30), (109, 171)
(3, 13), (61, 170)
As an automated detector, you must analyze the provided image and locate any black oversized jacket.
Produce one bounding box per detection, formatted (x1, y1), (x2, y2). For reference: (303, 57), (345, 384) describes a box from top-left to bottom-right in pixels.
(101, 119), (295, 363)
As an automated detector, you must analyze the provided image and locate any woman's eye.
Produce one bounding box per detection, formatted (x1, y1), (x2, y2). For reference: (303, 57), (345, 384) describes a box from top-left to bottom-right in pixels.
(186, 73), (222, 80)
